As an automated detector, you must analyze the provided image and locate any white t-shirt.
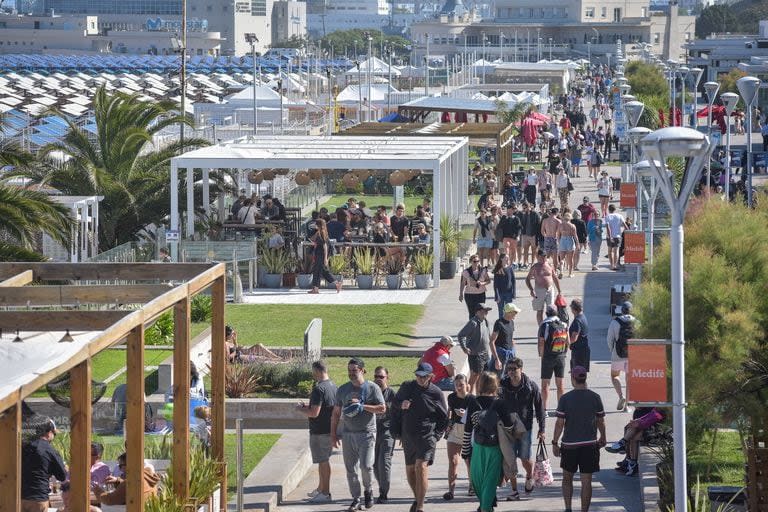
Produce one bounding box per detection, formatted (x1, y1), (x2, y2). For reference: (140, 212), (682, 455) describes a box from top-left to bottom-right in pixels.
(605, 212), (626, 239)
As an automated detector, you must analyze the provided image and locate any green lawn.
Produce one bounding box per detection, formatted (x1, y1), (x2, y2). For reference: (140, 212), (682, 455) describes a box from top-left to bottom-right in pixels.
(317, 194), (425, 215)
(323, 356), (419, 391)
(224, 433), (280, 497)
(688, 430), (746, 488)
(192, 322), (209, 340)
(222, 304), (424, 348)
(102, 349), (174, 396)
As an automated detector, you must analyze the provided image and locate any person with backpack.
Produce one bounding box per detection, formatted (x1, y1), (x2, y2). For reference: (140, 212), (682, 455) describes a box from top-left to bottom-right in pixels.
(538, 305), (570, 413)
(606, 301), (635, 411)
(460, 372), (522, 512)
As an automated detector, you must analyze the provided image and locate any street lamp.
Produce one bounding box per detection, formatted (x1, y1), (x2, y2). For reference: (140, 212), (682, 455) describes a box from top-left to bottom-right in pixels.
(633, 158), (666, 264)
(365, 31), (373, 122)
(276, 77), (284, 134)
(737, 75), (761, 207)
(703, 81), (720, 196)
(625, 101), (645, 231)
(481, 32), (487, 84)
(676, 66), (689, 129)
(548, 37), (553, 60)
(619, 83), (631, 96)
(641, 127), (714, 512)
(326, 66), (333, 134)
(688, 67), (703, 129)
(721, 92), (739, 200)
(245, 33), (259, 135)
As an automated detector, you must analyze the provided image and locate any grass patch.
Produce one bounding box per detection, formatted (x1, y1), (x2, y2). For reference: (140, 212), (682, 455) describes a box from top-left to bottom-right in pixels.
(223, 433), (280, 497)
(317, 194), (425, 214)
(688, 430), (746, 487)
(223, 304), (423, 348)
(191, 322), (209, 340)
(104, 349), (174, 396)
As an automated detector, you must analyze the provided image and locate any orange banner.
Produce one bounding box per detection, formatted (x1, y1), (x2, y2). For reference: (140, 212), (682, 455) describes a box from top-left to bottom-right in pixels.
(623, 231), (645, 264)
(620, 183), (637, 208)
(628, 344), (668, 403)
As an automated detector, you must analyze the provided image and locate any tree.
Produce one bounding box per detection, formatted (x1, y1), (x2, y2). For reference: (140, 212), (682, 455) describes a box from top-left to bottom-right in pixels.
(317, 30), (412, 60)
(696, 5), (738, 38)
(494, 100), (528, 128)
(13, 86), (211, 250)
(718, 67), (748, 97)
(625, 61), (668, 98)
(270, 35), (308, 49)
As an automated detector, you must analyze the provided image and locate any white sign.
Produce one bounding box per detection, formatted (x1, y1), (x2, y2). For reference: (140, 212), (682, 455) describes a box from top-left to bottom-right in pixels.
(165, 230), (180, 242)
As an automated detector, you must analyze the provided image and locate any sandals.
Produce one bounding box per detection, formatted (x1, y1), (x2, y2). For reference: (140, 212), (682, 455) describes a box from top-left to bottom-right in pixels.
(443, 491), (454, 501)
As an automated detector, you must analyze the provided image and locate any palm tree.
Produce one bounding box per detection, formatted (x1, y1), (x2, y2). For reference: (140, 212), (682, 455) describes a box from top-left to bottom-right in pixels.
(14, 86), (214, 249)
(0, 183), (73, 261)
(494, 100), (530, 128)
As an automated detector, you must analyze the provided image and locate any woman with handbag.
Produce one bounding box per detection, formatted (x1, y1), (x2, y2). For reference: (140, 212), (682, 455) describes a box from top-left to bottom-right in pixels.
(443, 374), (472, 501)
(308, 218), (342, 294)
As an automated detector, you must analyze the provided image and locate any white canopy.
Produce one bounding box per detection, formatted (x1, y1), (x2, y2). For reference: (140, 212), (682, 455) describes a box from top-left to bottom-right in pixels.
(345, 57), (402, 77)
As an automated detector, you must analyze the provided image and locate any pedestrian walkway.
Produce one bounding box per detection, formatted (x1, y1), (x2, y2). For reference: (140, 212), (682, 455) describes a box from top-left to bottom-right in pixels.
(277, 168), (643, 512)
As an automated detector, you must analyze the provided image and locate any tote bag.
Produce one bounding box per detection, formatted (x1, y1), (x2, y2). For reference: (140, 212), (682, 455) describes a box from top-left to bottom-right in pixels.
(533, 440), (554, 487)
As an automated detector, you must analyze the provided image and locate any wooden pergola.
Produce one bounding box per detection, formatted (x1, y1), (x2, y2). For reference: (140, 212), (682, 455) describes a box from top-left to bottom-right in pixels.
(0, 262), (227, 512)
(339, 122), (516, 176)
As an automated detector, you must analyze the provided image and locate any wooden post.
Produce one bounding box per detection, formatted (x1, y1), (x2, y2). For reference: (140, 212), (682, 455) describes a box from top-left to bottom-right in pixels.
(173, 297), (191, 502)
(126, 326), (146, 512)
(70, 360), (93, 511)
(210, 277), (227, 511)
(0, 403), (21, 512)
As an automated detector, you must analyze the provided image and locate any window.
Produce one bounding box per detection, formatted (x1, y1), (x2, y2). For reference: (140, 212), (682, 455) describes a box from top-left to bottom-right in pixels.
(252, 0), (267, 16)
(641, 7), (647, 17)
(585, 7), (594, 18)
(613, 8), (621, 22)
(600, 6), (606, 17)
(654, 32), (660, 44)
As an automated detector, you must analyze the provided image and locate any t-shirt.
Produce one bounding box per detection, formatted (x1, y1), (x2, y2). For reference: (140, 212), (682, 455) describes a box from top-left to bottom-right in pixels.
(605, 212), (626, 239)
(447, 393), (469, 425)
(309, 379), (337, 435)
(335, 380), (385, 434)
(569, 313), (589, 350)
(376, 387), (396, 435)
(555, 388), (605, 447)
(394, 380), (449, 437)
(493, 318), (515, 351)
(390, 215), (410, 240)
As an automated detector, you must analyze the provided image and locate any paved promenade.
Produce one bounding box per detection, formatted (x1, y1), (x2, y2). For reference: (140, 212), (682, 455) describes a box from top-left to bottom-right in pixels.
(277, 169), (643, 512)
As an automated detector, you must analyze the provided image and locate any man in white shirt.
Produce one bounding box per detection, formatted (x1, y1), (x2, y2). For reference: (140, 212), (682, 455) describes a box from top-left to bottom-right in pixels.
(604, 204), (626, 271)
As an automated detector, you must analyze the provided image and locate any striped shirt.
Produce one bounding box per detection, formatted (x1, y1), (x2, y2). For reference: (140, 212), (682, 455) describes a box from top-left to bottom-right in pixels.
(556, 388), (605, 447)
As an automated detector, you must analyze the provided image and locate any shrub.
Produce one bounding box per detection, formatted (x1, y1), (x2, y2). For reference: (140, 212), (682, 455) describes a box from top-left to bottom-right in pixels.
(191, 294), (212, 323)
(145, 310), (174, 346)
(225, 363), (261, 398)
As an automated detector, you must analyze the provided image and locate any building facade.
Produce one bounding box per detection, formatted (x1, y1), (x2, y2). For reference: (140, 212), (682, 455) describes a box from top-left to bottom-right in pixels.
(686, 20), (768, 82)
(272, 0), (306, 45)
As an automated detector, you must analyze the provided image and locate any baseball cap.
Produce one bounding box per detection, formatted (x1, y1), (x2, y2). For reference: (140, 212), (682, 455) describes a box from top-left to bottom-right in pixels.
(440, 335), (457, 347)
(571, 366), (588, 378)
(474, 303), (493, 312)
(583, 196), (590, 202)
(504, 303), (522, 314)
(621, 301), (633, 313)
(415, 362), (434, 377)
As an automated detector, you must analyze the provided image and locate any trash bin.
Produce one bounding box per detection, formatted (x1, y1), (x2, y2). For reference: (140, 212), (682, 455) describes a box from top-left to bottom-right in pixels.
(708, 486), (747, 512)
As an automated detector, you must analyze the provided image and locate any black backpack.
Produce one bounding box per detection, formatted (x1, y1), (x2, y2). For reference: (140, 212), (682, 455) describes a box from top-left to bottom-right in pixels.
(545, 319), (570, 356)
(615, 317), (634, 358)
(472, 402), (499, 446)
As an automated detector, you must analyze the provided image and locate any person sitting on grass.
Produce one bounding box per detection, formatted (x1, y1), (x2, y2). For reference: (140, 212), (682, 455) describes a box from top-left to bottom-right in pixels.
(606, 407), (665, 477)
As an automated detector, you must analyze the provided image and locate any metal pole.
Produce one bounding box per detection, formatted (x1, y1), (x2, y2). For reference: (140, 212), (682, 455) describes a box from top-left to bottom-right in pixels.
(425, 34), (430, 95)
(387, 48), (392, 113)
(180, 0), (187, 148)
(670, 208), (688, 512)
(236, 418), (244, 511)
(367, 34), (372, 122)
(706, 106), (713, 196)
(482, 34), (486, 84)
(671, 76), (677, 127)
(252, 43), (258, 135)
(725, 117), (732, 200)
(680, 78), (686, 131)
(747, 104), (754, 206)
(648, 179), (656, 264)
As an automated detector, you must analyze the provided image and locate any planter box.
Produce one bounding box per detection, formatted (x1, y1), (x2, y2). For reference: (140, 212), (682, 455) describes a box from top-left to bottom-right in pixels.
(297, 273), (313, 289)
(357, 274), (375, 289)
(385, 274), (402, 290)
(282, 272), (297, 288)
(440, 260), (457, 279)
(262, 273), (282, 288)
(414, 274), (432, 289)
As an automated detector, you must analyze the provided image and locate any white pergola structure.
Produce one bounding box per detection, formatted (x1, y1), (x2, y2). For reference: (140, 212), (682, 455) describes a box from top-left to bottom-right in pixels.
(170, 135), (470, 286)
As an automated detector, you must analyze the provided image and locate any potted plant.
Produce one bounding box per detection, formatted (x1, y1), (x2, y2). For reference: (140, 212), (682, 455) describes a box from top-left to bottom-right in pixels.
(327, 254), (347, 288)
(384, 257), (405, 289)
(260, 248), (289, 288)
(411, 249), (434, 289)
(283, 254), (299, 288)
(440, 214), (461, 279)
(297, 254), (314, 289)
(354, 247), (375, 289)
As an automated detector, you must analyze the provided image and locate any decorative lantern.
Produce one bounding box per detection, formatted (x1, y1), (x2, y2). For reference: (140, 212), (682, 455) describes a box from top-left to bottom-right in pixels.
(389, 170), (406, 186)
(308, 169), (324, 180)
(248, 170), (264, 184)
(274, 168), (290, 175)
(261, 169), (275, 180)
(342, 172), (360, 188)
(355, 169), (372, 180)
(295, 171), (311, 185)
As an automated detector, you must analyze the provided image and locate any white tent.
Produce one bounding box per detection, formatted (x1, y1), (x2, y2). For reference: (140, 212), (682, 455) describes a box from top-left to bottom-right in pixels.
(345, 56), (402, 78)
(336, 83), (397, 105)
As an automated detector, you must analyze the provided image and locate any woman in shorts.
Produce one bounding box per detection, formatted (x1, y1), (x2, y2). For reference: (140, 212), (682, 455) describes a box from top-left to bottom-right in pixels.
(472, 210), (496, 266)
(443, 374), (472, 500)
(596, 171), (612, 218)
(556, 212), (578, 278)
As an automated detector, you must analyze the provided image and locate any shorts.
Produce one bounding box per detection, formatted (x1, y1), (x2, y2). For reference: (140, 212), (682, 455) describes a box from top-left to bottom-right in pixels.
(468, 353), (489, 374)
(570, 345), (591, 372)
(446, 422), (465, 445)
(521, 235), (537, 249)
(310, 433), (333, 463)
(532, 285), (554, 311)
(513, 429), (534, 460)
(492, 240), (499, 249)
(611, 359), (628, 373)
(607, 237), (622, 248)
(542, 237), (558, 255)
(571, 157), (582, 165)
(541, 355), (567, 380)
(558, 236), (576, 252)
(402, 433), (437, 465)
(560, 444), (600, 474)
(477, 238), (494, 249)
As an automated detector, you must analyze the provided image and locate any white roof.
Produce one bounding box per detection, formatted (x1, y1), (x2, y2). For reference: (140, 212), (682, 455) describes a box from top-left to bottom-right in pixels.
(336, 84), (397, 104)
(401, 96), (500, 113)
(226, 84), (283, 102)
(345, 57), (402, 77)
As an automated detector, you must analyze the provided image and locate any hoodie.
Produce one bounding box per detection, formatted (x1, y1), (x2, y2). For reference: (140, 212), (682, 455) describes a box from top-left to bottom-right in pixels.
(97, 467), (160, 506)
(500, 373), (545, 434)
(21, 437), (68, 501)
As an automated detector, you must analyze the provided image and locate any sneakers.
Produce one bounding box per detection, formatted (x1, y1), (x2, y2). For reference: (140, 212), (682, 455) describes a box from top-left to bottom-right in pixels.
(348, 497), (362, 511)
(376, 493), (388, 504)
(307, 488), (320, 498)
(468, 483), (476, 496)
(617, 397), (627, 411)
(625, 460), (638, 476)
(364, 490), (373, 509)
(606, 439), (626, 454)
(525, 477), (534, 493)
(308, 492), (332, 503)
(506, 489), (521, 501)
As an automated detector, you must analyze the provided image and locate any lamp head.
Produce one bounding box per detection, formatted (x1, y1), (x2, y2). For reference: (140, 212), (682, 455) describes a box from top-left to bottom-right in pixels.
(703, 81), (720, 104)
(616, 77), (628, 86)
(634, 159), (667, 178)
(689, 67), (704, 87)
(641, 127), (708, 158)
(721, 92), (740, 115)
(736, 76), (761, 107)
(625, 101), (645, 128)
(619, 83), (631, 95)
(677, 66), (690, 77)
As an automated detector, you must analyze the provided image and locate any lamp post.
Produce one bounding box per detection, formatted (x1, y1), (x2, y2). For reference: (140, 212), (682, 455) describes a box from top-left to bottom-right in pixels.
(366, 32), (373, 122)
(587, 41), (591, 64)
(703, 81), (720, 196)
(688, 68), (703, 129)
(641, 127), (714, 512)
(737, 75), (761, 207)
(721, 92), (739, 200)
(633, 158), (664, 264)
(548, 37), (553, 60)
(677, 66), (689, 129)
(277, 78), (284, 134)
(425, 33), (430, 94)
(625, 101), (645, 235)
(481, 32), (487, 84)
(245, 33), (259, 135)
(385, 44), (393, 113)
(326, 66), (333, 134)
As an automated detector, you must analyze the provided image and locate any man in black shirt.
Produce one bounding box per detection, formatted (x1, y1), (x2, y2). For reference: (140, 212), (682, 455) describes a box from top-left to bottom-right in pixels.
(393, 362), (449, 512)
(498, 204), (523, 267)
(389, 203), (411, 241)
(489, 303), (521, 376)
(297, 360), (338, 503)
(22, 418), (67, 511)
(568, 299), (590, 371)
(518, 203), (541, 269)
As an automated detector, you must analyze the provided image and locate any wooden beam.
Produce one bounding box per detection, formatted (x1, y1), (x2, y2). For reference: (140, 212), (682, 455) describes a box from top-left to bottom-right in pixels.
(126, 326), (145, 512)
(172, 295), (190, 503)
(0, 311), (130, 331)
(210, 275), (227, 511)
(69, 359), (92, 512)
(0, 270), (33, 288)
(0, 403), (21, 512)
(0, 284), (174, 307)
(0, 262), (215, 282)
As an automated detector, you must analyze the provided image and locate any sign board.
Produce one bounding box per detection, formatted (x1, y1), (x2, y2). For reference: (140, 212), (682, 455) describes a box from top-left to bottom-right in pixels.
(165, 230), (180, 242)
(623, 231), (646, 264)
(615, 122), (627, 139)
(628, 344), (668, 402)
(710, 129), (722, 147)
(619, 183), (637, 208)
(304, 318), (323, 362)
